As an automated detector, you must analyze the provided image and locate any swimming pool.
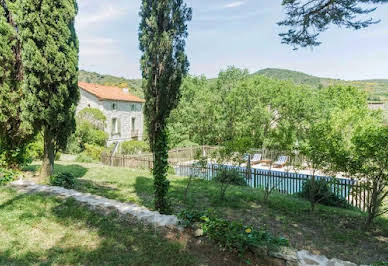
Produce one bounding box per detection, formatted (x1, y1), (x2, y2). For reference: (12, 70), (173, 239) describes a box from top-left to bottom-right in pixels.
(174, 163), (355, 198)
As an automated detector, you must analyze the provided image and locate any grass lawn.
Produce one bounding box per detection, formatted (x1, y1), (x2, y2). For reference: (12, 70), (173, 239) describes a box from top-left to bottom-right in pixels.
(24, 160), (388, 264)
(0, 187), (200, 265)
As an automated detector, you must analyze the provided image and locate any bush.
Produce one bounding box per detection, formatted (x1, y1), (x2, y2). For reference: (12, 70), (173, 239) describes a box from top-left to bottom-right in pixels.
(179, 210), (288, 255)
(75, 153), (97, 163)
(175, 140), (199, 148)
(27, 134), (61, 161)
(83, 144), (104, 161)
(298, 178), (351, 209)
(77, 121), (108, 148)
(50, 172), (76, 189)
(213, 168), (246, 200)
(121, 140), (150, 155)
(26, 134), (44, 160)
(0, 168), (18, 186)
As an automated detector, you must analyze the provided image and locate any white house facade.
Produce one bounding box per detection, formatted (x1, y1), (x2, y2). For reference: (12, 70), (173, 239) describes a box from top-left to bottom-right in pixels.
(77, 82), (145, 146)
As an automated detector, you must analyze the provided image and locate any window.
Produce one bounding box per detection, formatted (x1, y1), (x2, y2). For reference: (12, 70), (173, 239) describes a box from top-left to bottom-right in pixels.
(112, 118), (119, 134)
(131, 117), (136, 130)
(131, 104), (136, 111)
(112, 103), (117, 110)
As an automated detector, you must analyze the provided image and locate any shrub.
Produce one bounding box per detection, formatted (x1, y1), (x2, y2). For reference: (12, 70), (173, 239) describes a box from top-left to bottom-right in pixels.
(121, 140), (150, 155)
(75, 153), (96, 163)
(213, 168), (246, 200)
(175, 140), (199, 148)
(50, 172), (76, 189)
(179, 210), (288, 255)
(83, 144), (104, 161)
(0, 168), (18, 186)
(77, 121), (108, 148)
(299, 178), (350, 209)
(27, 135), (61, 161)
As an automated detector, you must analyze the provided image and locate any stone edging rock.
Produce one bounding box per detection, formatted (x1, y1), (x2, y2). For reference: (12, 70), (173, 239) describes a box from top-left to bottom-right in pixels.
(10, 179), (178, 228)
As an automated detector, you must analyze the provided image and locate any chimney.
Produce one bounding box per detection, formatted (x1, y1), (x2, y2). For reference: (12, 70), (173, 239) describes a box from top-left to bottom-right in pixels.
(122, 88), (129, 94)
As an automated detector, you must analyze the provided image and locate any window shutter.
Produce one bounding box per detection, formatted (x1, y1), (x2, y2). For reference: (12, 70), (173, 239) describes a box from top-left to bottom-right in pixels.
(117, 118), (121, 135)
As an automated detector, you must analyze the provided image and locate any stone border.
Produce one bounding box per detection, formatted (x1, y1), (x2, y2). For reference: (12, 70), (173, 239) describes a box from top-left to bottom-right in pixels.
(10, 179), (178, 228)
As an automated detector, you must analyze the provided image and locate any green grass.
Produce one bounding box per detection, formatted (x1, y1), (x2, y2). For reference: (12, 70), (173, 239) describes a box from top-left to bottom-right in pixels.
(0, 187), (196, 265)
(25, 161), (388, 264)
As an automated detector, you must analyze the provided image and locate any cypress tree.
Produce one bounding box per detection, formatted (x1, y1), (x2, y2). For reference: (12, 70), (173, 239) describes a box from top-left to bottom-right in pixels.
(139, 0), (192, 213)
(16, 0), (79, 178)
(0, 0), (32, 169)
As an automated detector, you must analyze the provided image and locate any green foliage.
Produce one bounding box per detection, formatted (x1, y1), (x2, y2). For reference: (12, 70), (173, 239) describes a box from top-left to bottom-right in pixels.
(345, 121), (388, 227)
(0, 168), (18, 186)
(77, 108), (106, 130)
(299, 179), (350, 209)
(13, 0), (80, 177)
(0, 2), (33, 169)
(179, 210), (288, 255)
(75, 153), (96, 163)
(279, 0), (387, 48)
(120, 141), (150, 155)
(201, 217), (288, 255)
(83, 144), (104, 161)
(67, 108), (108, 154)
(139, 0), (192, 213)
(75, 144), (104, 163)
(213, 168), (246, 200)
(26, 134), (44, 160)
(49, 172), (76, 189)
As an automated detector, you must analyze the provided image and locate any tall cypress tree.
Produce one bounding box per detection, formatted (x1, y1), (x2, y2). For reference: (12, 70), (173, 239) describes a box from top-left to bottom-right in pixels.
(0, 0), (32, 169)
(16, 0), (79, 178)
(139, 0), (192, 213)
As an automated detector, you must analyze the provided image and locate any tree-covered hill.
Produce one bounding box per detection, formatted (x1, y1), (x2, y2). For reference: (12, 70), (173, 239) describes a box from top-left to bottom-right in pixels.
(78, 70), (143, 98)
(254, 68), (388, 101)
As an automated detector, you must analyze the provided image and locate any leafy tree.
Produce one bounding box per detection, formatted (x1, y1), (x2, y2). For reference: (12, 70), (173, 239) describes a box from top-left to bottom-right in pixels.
(16, 0), (79, 179)
(139, 0), (192, 213)
(279, 0), (388, 49)
(0, 0), (33, 168)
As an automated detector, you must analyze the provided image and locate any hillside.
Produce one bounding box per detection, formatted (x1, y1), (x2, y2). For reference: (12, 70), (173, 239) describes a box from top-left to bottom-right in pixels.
(78, 70), (143, 98)
(255, 68), (388, 101)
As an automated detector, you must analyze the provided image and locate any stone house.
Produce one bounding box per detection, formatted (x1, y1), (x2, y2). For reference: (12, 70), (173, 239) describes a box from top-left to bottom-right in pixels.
(77, 82), (145, 145)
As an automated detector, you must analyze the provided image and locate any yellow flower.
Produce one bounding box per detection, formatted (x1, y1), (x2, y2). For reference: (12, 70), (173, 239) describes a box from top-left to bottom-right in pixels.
(245, 228), (252, 233)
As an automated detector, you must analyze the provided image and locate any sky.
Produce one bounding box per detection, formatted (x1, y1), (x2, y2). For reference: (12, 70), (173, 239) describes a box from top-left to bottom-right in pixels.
(76, 0), (388, 81)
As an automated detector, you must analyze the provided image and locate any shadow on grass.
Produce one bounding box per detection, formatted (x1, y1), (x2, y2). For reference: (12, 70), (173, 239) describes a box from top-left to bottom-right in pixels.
(0, 192), (195, 265)
(74, 179), (124, 202)
(23, 163), (88, 178)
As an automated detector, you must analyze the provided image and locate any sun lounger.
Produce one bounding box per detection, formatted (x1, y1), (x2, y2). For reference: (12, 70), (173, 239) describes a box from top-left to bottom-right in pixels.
(273, 155), (289, 168)
(251, 153), (262, 164)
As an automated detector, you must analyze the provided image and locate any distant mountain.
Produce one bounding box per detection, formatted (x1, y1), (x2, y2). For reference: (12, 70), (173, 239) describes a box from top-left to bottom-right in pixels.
(254, 68), (388, 101)
(78, 70), (143, 98)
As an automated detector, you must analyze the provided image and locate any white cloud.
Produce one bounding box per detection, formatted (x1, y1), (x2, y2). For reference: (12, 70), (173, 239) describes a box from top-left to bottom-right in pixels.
(77, 4), (129, 27)
(223, 1), (245, 8)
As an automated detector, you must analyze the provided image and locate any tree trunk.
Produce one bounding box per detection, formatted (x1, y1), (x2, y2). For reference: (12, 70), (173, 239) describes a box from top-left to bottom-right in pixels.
(152, 128), (170, 213)
(40, 127), (55, 181)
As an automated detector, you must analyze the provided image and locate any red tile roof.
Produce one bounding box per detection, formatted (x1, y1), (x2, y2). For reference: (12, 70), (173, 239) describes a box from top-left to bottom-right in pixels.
(79, 82), (145, 103)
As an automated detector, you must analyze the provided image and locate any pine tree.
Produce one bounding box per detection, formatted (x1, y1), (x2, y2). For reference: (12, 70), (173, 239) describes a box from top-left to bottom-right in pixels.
(279, 0), (388, 49)
(16, 0), (79, 178)
(0, 0), (33, 168)
(139, 0), (192, 213)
